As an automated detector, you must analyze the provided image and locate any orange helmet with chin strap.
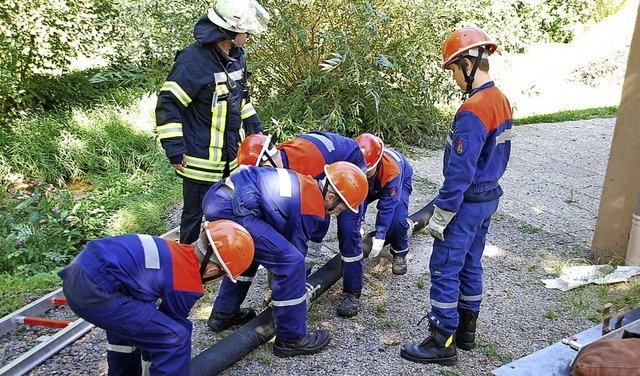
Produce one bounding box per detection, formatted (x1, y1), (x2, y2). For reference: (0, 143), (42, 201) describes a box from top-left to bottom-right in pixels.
(442, 26), (497, 69)
(323, 161), (368, 213)
(237, 134), (277, 166)
(356, 133), (384, 172)
(198, 220), (254, 283)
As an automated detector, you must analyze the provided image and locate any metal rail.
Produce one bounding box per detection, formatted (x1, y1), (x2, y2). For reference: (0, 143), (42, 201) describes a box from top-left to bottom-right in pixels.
(0, 227), (180, 376)
(0, 288), (95, 376)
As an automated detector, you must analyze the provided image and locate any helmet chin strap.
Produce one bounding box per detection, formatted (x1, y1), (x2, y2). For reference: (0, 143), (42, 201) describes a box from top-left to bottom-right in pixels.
(322, 180), (341, 212)
(196, 237), (224, 284)
(216, 25), (240, 48)
(458, 46), (485, 95)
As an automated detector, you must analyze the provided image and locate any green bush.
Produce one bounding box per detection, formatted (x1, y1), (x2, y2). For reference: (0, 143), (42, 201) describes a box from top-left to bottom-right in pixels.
(250, 0), (455, 147)
(0, 0), (117, 118)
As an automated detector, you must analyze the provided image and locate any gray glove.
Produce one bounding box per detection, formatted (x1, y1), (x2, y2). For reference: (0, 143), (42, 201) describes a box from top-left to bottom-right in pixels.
(427, 205), (456, 241)
(305, 240), (324, 269)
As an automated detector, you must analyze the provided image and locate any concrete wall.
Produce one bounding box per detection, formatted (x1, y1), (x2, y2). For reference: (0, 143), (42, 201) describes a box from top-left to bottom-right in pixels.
(591, 2), (640, 262)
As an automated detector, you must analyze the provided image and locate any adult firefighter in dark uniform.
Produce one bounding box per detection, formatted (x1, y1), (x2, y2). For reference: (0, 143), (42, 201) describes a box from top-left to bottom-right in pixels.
(58, 220), (255, 376)
(236, 132), (369, 317)
(202, 162), (368, 357)
(155, 0), (269, 244)
(401, 26), (513, 366)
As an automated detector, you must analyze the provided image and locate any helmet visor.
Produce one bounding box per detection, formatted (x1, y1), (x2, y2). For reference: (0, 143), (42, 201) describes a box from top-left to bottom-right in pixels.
(238, 0), (270, 34)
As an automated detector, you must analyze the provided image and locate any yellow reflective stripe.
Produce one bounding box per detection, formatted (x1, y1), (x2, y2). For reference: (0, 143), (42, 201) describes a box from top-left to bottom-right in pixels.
(177, 167), (225, 182)
(241, 103), (257, 119)
(160, 81), (191, 107)
(445, 334), (454, 348)
(211, 101), (226, 162)
(185, 155), (227, 169)
(228, 158), (238, 171)
(156, 123), (183, 139)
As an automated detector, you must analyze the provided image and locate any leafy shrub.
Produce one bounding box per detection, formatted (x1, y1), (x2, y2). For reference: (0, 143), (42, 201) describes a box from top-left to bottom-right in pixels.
(0, 0), (117, 117)
(250, 0), (454, 147)
(0, 185), (85, 274)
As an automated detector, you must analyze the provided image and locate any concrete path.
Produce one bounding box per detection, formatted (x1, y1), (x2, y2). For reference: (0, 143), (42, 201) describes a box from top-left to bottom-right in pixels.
(414, 117), (615, 247)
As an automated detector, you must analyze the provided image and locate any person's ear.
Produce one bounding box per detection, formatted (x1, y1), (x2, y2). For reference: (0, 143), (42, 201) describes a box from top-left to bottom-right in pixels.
(204, 262), (222, 278)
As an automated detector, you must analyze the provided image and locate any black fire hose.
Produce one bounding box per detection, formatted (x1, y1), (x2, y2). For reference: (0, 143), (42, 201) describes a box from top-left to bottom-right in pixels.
(190, 200), (435, 376)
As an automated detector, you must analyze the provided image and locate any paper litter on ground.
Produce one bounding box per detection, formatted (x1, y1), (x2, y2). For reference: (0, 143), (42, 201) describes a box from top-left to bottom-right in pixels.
(542, 265), (640, 291)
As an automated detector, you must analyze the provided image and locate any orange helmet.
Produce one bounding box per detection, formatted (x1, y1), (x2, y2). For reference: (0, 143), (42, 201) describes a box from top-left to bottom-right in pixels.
(442, 26), (497, 69)
(204, 220), (255, 283)
(323, 161), (368, 213)
(237, 134), (276, 166)
(356, 133), (384, 172)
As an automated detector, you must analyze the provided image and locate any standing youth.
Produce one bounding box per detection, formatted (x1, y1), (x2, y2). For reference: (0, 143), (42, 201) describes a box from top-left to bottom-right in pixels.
(401, 26), (513, 365)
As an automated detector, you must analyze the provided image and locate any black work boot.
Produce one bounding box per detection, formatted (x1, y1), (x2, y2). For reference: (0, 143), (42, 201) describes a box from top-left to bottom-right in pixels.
(392, 255), (407, 275)
(400, 325), (457, 365)
(456, 308), (479, 350)
(207, 308), (256, 332)
(273, 330), (331, 358)
(336, 291), (360, 317)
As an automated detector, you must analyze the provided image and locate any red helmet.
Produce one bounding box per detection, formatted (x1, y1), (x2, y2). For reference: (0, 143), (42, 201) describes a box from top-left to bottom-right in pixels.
(356, 133), (384, 172)
(204, 220), (254, 282)
(442, 26), (497, 69)
(324, 161), (368, 213)
(237, 134), (276, 166)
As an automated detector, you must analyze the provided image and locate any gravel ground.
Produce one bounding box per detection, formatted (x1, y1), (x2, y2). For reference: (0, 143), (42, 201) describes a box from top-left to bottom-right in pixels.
(20, 117), (616, 376)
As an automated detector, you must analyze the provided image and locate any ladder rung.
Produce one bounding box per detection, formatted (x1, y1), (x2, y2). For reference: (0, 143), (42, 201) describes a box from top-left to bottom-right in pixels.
(51, 297), (67, 305)
(16, 316), (71, 328)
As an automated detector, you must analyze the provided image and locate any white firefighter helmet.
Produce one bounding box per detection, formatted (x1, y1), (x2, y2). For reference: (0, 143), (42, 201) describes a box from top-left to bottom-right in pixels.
(207, 0), (270, 35)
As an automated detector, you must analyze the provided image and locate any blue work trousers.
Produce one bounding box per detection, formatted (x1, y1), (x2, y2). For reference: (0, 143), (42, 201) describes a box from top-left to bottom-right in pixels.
(61, 266), (191, 376)
(311, 208), (365, 293)
(384, 173), (413, 257)
(428, 198), (499, 334)
(204, 188), (308, 341)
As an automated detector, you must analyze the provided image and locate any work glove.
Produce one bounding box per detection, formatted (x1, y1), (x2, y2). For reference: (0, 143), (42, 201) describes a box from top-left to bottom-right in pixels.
(305, 240), (324, 269)
(369, 237), (385, 259)
(407, 218), (416, 238)
(427, 205), (456, 241)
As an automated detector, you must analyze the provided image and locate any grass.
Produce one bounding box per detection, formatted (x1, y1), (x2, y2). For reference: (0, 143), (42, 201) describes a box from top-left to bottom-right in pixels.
(0, 99), (182, 313)
(0, 272), (61, 316)
(514, 106), (617, 126)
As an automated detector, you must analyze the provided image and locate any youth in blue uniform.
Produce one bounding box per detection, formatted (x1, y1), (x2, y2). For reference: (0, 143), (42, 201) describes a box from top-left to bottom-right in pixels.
(58, 221), (254, 376)
(202, 161), (368, 357)
(236, 131), (369, 317)
(155, 0), (268, 244)
(358, 136), (414, 276)
(401, 26), (513, 366)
